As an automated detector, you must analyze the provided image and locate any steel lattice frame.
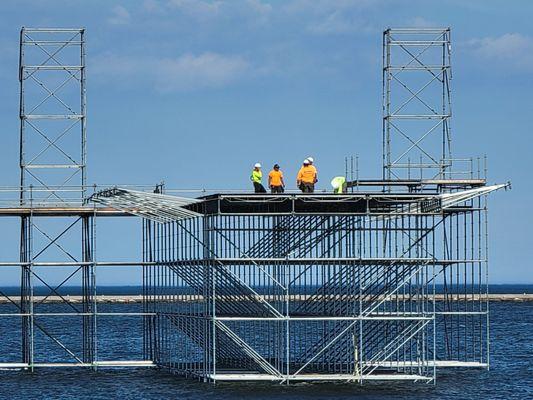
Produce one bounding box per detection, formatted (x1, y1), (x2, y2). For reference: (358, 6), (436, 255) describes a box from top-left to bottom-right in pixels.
(19, 27), (87, 202)
(0, 27), (169, 372)
(16, 28), (95, 369)
(142, 188), (494, 383)
(383, 28), (452, 180)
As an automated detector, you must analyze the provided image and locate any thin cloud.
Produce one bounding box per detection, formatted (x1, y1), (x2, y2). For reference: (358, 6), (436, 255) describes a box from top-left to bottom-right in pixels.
(307, 11), (371, 35)
(408, 17), (439, 28)
(163, 0), (272, 24)
(283, 0), (376, 14)
(166, 0), (222, 20)
(143, 0), (164, 13)
(466, 33), (533, 70)
(246, 0), (272, 17)
(244, 0), (272, 25)
(108, 5), (131, 25)
(91, 52), (251, 92)
(155, 52), (250, 91)
(283, 0), (379, 35)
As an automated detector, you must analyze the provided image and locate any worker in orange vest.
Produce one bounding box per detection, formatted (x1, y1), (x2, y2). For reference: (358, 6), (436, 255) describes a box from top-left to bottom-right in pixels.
(306, 156), (318, 184)
(297, 159), (317, 193)
(268, 164), (285, 193)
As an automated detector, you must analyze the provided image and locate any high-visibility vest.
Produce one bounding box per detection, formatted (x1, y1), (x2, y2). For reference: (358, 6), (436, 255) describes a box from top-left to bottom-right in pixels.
(297, 166), (316, 183)
(251, 169), (262, 183)
(269, 170), (283, 186)
(331, 176), (346, 194)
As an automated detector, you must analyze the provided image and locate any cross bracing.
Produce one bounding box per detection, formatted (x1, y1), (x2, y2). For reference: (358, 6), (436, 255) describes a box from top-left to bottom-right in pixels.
(19, 27), (87, 203)
(139, 182), (501, 383)
(383, 28), (453, 180)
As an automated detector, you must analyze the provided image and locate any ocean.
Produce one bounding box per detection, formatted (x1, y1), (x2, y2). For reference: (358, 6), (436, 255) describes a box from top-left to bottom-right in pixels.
(0, 287), (531, 399)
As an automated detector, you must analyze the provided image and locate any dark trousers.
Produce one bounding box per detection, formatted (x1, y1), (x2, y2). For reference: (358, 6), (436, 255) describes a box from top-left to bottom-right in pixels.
(270, 185), (284, 194)
(253, 182), (267, 193)
(299, 182), (315, 193)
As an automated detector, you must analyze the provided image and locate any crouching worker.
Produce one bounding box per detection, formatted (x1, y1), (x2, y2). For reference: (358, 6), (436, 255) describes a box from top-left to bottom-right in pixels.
(297, 159), (317, 193)
(268, 164), (285, 193)
(331, 176), (347, 194)
(251, 163), (267, 193)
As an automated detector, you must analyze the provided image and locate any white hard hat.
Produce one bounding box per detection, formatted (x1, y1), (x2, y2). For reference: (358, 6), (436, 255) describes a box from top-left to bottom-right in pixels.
(303, 159), (310, 164)
(254, 163), (261, 168)
(307, 157), (314, 163)
(331, 176), (345, 189)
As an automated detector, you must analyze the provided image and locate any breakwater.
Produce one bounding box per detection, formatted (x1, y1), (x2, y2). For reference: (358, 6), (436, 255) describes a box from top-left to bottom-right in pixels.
(0, 293), (531, 303)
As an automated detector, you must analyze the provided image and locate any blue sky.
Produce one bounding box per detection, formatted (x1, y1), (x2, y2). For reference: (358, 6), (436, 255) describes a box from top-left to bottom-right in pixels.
(0, 0), (530, 284)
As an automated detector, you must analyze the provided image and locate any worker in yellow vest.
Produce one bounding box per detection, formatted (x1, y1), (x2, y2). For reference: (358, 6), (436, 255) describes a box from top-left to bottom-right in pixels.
(331, 176), (346, 194)
(251, 163), (266, 193)
(297, 159), (317, 193)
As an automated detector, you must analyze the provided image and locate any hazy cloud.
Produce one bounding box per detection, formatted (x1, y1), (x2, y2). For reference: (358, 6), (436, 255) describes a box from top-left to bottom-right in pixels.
(108, 5), (131, 25)
(167, 0), (222, 20)
(111, 1), (377, 35)
(245, 0), (272, 24)
(283, 0), (375, 14)
(156, 52), (250, 91)
(143, 0), (163, 13)
(307, 11), (371, 35)
(283, 0), (378, 35)
(92, 51), (250, 92)
(467, 33), (533, 70)
(408, 17), (438, 28)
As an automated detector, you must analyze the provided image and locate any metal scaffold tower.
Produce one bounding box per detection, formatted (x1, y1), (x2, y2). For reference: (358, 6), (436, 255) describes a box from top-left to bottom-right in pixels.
(19, 27), (87, 200)
(383, 28), (452, 180)
(18, 28), (94, 368)
(0, 27), (151, 370)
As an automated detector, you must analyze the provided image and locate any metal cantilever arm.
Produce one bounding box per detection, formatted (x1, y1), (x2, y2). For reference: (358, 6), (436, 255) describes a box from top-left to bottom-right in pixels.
(438, 183), (510, 209)
(89, 187), (202, 223)
(377, 183), (509, 220)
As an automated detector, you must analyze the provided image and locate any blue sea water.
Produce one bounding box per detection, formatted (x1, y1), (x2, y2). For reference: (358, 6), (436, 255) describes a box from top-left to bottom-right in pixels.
(0, 296), (531, 399)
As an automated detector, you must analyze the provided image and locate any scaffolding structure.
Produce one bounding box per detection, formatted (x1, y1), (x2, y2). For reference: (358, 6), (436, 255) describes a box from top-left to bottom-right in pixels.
(382, 28), (453, 180)
(0, 28), (152, 370)
(137, 181), (500, 383)
(134, 27), (501, 383)
(0, 27), (508, 386)
(18, 27), (93, 368)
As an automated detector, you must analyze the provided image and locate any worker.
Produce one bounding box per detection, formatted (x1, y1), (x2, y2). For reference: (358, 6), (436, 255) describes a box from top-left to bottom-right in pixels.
(331, 176), (347, 194)
(297, 159), (317, 193)
(307, 156), (318, 184)
(268, 164), (285, 193)
(251, 163), (266, 193)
